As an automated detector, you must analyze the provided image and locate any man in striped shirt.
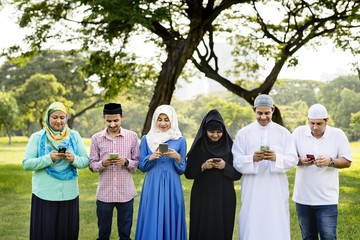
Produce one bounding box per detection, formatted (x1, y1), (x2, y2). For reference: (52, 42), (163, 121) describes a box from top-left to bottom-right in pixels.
(89, 103), (140, 240)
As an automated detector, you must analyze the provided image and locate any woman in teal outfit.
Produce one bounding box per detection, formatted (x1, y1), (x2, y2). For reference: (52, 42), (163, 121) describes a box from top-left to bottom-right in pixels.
(135, 105), (187, 240)
(22, 102), (89, 240)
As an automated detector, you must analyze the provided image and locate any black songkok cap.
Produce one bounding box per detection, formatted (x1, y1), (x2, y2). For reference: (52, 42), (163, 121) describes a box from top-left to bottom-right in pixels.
(205, 120), (223, 132)
(103, 103), (122, 115)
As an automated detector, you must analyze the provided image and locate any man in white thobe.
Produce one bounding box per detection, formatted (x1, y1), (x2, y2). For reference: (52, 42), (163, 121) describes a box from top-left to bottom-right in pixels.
(232, 94), (298, 240)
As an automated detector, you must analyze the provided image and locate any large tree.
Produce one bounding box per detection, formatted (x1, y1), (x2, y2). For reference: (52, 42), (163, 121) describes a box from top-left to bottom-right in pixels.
(2, 0), (360, 135)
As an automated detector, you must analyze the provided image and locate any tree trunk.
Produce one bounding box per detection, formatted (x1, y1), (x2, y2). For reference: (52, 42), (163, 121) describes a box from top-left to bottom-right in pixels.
(27, 120), (31, 138)
(7, 127), (13, 145)
(142, 43), (187, 135)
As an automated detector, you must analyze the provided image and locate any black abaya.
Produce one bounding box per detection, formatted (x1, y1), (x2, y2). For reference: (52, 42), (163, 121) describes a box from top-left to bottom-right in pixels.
(185, 109), (242, 240)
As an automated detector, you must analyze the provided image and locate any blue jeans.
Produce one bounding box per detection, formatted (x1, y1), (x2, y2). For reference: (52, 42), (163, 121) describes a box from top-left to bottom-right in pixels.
(96, 199), (134, 240)
(296, 203), (338, 240)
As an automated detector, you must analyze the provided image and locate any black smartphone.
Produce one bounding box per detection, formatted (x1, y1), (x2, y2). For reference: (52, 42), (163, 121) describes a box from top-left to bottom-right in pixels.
(159, 143), (168, 153)
(306, 154), (315, 160)
(58, 147), (67, 153)
(212, 158), (222, 162)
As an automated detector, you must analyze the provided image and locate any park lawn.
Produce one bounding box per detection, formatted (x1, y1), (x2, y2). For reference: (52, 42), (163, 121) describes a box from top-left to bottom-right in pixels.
(0, 137), (359, 239)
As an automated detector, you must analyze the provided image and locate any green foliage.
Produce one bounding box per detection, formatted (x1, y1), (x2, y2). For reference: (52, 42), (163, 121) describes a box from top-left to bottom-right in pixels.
(83, 51), (158, 100)
(0, 91), (19, 136)
(279, 101), (308, 132)
(317, 75), (360, 110)
(271, 79), (323, 107)
(317, 75), (360, 141)
(13, 73), (71, 128)
(206, 99), (253, 138)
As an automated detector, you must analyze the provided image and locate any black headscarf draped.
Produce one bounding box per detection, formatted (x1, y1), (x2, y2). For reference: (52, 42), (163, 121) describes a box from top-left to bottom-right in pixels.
(187, 109), (233, 159)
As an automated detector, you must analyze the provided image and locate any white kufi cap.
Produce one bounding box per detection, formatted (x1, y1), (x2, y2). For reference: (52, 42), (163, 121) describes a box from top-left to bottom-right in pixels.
(254, 94), (273, 108)
(308, 104), (328, 119)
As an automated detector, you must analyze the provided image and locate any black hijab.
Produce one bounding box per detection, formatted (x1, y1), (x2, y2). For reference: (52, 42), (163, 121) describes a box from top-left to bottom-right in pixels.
(187, 109), (233, 160)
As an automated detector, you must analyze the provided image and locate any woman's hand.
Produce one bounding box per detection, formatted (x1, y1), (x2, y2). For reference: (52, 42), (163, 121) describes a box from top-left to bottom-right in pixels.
(63, 151), (75, 163)
(212, 158), (226, 170)
(163, 148), (181, 163)
(201, 159), (215, 172)
(149, 147), (162, 161)
(50, 150), (75, 163)
(50, 151), (63, 163)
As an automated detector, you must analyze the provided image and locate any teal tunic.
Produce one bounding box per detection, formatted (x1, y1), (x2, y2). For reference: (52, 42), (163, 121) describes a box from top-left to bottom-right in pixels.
(23, 129), (89, 201)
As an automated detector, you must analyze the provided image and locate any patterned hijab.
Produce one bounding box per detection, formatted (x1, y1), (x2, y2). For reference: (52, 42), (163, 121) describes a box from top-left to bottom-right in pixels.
(146, 105), (182, 152)
(45, 102), (70, 146)
(41, 102), (78, 180)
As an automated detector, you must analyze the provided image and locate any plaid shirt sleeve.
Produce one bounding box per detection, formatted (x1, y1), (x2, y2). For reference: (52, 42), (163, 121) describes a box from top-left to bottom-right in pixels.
(88, 133), (105, 172)
(127, 132), (140, 172)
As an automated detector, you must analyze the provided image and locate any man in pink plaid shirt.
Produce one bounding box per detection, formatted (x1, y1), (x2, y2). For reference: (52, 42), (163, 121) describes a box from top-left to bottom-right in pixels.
(89, 103), (140, 240)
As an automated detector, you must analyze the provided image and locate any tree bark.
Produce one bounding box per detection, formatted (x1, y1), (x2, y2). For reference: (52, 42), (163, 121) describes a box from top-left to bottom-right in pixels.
(142, 41), (190, 135)
(7, 127), (13, 145)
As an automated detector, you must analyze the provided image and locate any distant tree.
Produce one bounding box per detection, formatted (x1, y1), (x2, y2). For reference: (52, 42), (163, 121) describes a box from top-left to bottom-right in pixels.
(333, 88), (360, 141)
(270, 79), (323, 107)
(279, 100), (308, 132)
(0, 91), (18, 144)
(13, 73), (70, 137)
(317, 75), (360, 110)
(207, 99), (253, 137)
(350, 112), (360, 141)
(0, 50), (103, 128)
(317, 75), (360, 140)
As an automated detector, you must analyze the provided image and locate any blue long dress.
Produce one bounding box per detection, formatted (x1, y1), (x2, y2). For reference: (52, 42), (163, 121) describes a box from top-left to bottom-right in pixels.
(135, 135), (187, 240)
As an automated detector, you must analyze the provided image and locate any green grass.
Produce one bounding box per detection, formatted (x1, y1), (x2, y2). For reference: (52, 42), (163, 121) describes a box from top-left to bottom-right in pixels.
(0, 136), (359, 239)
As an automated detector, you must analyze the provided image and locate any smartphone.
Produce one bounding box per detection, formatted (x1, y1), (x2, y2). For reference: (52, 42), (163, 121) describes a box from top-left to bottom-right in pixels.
(159, 143), (168, 153)
(58, 147), (67, 153)
(260, 146), (270, 151)
(306, 154), (315, 160)
(109, 153), (119, 158)
(212, 158), (222, 162)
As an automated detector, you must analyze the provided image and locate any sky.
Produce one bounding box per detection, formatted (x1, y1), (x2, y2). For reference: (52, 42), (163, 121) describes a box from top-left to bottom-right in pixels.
(0, 6), (358, 100)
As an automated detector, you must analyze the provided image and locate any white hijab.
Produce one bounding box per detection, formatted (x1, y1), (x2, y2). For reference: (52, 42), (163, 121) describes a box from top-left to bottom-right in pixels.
(146, 105), (182, 152)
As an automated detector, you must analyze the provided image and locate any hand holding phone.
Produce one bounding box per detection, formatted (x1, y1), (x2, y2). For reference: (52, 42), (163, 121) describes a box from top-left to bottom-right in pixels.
(159, 143), (168, 153)
(260, 146), (270, 151)
(306, 154), (315, 161)
(212, 158), (222, 163)
(109, 153), (119, 159)
(58, 147), (67, 153)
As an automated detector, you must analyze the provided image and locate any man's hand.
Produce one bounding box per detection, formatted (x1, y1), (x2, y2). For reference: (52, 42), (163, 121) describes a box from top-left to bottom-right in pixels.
(298, 156), (315, 166)
(253, 151), (265, 162)
(314, 155), (331, 168)
(263, 150), (276, 161)
(112, 157), (127, 166)
(102, 157), (114, 167)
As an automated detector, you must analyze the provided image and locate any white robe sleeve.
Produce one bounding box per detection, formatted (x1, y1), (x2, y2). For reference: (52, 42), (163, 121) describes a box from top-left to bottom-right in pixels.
(232, 130), (259, 174)
(270, 131), (298, 173)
